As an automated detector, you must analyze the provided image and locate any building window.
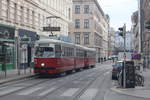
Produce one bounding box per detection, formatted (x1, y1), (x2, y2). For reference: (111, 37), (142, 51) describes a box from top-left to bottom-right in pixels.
(75, 5), (80, 14)
(38, 13), (40, 26)
(32, 11), (35, 26)
(84, 19), (90, 28)
(43, 15), (45, 26)
(14, 3), (17, 23)
(84, 32), (90, 44)
(6, 0), (10, 20)
(75, 19), (80, 29)
(27, 9), (30, 24)
(20, 6), (24, 24)
(68, 8), (71, 20)
(75, 33), (80, 44)
(84, 5), (89, 14)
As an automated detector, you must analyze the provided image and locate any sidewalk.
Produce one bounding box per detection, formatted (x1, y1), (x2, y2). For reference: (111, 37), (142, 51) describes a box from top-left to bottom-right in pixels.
(0, 68), (35, 85)
(111, 69), (150, 99)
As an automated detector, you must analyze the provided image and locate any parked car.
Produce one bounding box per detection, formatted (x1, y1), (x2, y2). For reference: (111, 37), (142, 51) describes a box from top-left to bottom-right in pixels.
(108, 56), (112, 60)
(112, 61), (123, 80)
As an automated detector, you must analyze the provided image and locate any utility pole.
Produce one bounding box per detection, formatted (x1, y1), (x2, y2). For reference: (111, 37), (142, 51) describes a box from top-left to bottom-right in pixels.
(118, 24), (126, 88)
(123, 24), (126, 88)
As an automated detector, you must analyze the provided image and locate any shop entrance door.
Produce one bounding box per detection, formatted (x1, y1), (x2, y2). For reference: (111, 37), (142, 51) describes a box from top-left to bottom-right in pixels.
(0, 42), (15, 72)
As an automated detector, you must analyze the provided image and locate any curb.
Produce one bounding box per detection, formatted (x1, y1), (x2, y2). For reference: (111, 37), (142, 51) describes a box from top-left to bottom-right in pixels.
(111, 87), (150, 99)
(0, 74), (36, 85)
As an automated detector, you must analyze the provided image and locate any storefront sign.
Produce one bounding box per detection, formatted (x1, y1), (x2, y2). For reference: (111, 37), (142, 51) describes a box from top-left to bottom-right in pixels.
(132, 53), (141, 60)
(0, 25), (15, 40)
(19, 29), (37, 42)
(43, 26), (61, 31)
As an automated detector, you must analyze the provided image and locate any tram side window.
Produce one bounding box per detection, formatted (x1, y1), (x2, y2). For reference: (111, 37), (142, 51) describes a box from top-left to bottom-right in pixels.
(87, 51), (91, 58)
(62, 46), (67, 57)
(62, 46), (74, 57)
(55, 45), (61, 57)
(76, 49), (84, 58)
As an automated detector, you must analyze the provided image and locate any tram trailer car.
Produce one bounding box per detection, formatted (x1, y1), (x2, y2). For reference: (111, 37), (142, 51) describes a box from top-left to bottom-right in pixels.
(34, 39), (96, 75)
(84, 47), (96, 68)
(74, 45), (85, 70)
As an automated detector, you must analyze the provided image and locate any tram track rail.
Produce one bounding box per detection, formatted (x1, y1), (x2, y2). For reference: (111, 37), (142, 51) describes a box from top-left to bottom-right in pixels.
(37, 68), (109, 100)
(73, 69), (110, 100)
(0, 67), (108, 99)
(0, 67), (95, 98)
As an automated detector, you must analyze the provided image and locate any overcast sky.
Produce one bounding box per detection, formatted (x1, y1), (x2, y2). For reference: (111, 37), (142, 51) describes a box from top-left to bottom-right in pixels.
(98, 0), (138, 31)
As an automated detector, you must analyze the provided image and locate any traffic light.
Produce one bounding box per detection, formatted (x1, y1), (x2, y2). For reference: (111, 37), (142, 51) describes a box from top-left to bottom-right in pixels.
(118, 27), (124, 37)
(145, 20), (150, 30)
(118, 25), (126, 38)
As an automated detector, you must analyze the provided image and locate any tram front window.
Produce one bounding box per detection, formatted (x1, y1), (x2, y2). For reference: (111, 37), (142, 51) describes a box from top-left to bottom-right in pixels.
(35, 47), (54, 58)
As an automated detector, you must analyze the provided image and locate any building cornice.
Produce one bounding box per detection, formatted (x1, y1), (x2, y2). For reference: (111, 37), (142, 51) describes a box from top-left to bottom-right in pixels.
(25, 0), (71, 23)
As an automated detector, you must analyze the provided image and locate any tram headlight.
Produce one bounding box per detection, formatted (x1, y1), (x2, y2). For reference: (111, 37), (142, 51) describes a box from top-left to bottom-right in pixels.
(41, 63), (45, 67)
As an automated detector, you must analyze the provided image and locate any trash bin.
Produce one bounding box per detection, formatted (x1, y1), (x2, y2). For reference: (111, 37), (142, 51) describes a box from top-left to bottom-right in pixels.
(125, 61), (135, 88)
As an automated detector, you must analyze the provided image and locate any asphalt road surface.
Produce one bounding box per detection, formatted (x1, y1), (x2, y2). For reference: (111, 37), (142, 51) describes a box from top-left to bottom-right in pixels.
(0, 61), (146, 100)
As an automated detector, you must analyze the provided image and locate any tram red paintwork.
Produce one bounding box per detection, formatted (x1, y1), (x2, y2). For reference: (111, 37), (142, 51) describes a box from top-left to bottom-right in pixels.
(34, 39), (96, 75)
(34, 58), (75, 74)
(75, 58), (85, 69)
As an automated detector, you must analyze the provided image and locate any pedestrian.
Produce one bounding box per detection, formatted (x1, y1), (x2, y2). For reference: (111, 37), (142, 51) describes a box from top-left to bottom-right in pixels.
(112, 58), (114, 63)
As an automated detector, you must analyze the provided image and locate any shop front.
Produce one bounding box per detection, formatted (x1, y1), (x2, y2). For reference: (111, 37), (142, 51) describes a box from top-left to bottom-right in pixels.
(0, 24), (16, 71)
(18, 29), (37, 69)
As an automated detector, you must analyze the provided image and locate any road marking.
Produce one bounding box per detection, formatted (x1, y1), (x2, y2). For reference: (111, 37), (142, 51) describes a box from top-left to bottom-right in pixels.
(39, 87), (56, 96)
(61, 88), (79, 96)
(79, 89), (98, 100)
(17, 87), (43, 95)
(0, 87), (23, 96)
(104, 71), (110, 76)
(73, 81), (80, 84)
(0, 86), (8, 90)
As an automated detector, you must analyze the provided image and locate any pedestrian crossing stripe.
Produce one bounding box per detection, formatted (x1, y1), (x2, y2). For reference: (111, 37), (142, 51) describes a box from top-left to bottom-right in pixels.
(17, 87), (43, 95)
(39, 87), (56, 96)
(14, 87), (98, 98)
(78, 89), (98, 100)
(61, 88), (79, 96)
(0, 87), (23, 96)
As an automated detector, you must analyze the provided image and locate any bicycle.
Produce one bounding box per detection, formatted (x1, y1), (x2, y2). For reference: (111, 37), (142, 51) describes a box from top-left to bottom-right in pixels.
(135, 71), (144, 86)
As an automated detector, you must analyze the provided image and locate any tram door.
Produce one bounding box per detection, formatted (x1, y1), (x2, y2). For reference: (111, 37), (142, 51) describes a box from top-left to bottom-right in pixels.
(0, 43), (6, 71)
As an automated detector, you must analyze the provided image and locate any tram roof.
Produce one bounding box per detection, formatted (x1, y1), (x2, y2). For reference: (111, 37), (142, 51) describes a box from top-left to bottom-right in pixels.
(36, 39), (73, 45)
(36, 39), (96, 51)
(75, 44), (96, 51)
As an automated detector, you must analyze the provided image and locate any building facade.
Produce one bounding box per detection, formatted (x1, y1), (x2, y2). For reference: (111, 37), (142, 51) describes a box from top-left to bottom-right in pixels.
(132, 0), (150, 68)
(0, 0), (72, 70)
(131, 11), (139, 53)
(108, 27), (115, 56)
(69, 0), (109, 62)
(139, 0), (150, 68)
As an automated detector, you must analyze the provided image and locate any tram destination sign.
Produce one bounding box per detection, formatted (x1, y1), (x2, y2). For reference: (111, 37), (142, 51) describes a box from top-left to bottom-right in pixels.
(43, 26), (61, 32)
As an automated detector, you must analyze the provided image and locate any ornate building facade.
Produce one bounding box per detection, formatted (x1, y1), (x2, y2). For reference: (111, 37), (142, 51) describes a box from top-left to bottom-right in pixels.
(69, 0), (109, 62)
(0, 0), (72, 70)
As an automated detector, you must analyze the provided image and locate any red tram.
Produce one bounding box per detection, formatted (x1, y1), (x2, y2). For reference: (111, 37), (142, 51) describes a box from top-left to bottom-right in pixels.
(34, 39), (96, 75)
